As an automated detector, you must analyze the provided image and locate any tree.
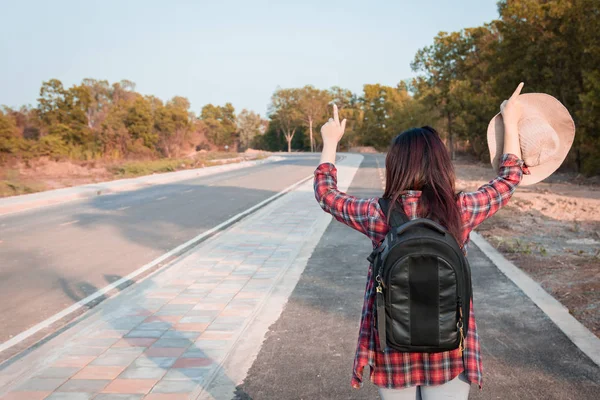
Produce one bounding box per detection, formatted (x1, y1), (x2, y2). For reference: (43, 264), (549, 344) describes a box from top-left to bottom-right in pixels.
(37, 79), (92, 147)
(81, 79), (111, 130)
(328, 87), (360, 149)
(124, 96), (155, 149)
(298, 85), (330, 152)
(357, 83), (414, 149)
(154, 97), (192, 157)
(237, 109), (263, 151)
(269, 88), (302, 153)
(200, 103), (237, 147)
(0, 110), (21, 159)
(411, 31), (472, 159)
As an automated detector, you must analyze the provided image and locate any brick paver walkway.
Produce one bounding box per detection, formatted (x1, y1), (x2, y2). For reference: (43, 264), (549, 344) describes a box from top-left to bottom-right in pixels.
(0, 155), (361, 400)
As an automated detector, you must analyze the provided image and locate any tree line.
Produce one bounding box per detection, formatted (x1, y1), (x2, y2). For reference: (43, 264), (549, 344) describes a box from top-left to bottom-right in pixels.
(0, 78), (264, 162)
(1, 0), (598, 174)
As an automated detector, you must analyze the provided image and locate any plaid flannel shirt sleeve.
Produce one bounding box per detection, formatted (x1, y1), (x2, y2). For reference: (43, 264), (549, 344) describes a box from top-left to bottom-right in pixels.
(459, 153), (530, 231)
(314, 162), (378, 238)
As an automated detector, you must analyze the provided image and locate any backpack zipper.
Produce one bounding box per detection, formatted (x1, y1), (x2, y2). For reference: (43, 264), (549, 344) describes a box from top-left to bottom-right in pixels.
(457, 300), (465, 355)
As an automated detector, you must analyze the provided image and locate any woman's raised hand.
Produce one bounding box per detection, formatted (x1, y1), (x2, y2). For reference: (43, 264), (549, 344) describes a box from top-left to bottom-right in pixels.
(501, 82), (524, 128)
(500, 82), (524, 158)
(320, 104), (347, 147)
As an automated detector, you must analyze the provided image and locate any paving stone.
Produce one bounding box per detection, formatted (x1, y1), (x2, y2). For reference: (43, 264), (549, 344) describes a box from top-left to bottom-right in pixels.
(119, 366), (167, 380)
(153, 310), (188, 317)
(196, 331), (234, 340)
(181, 347), (224, 360)
(0, 392), (50, 400)
(45, 393), (94, 400)
(65, 347), (106, 356)
(171, 323), (208, 332)
(185, 310), (220, 318)
(15, 378), (67, 391)
(131, 356), (177, 369)
(177, 316), (213, 324)
(124, 330), (164, 339)
(72, 366), (126, 380)
(162, 368), (211, 382)
(125, 309), (154, 317)
(179, 290), (209, 296)
(93, 394), (144, 400)
(160, 331), (201, 340)
(157, 305), (195, 312)
(172, 358), (213, 368)
(144, 348), (187, 358)
(102, 379), (157, 394)
(219, 307), (253, 317)
(144, 394), (192, 400)
(76, 338), (121, 348)
(203, 322), (241, 331)
(90, 350), (140, 367)
(151, 379), (201, 393)
(211, 316), (247, 325)
(167, 297), (201, 305)
(88, 330), (129, 339)
(134, 322), (173, 331)
(191, 303), (226, 311)
(151, 339), (193, 348)
(144, 316), (182, 324)
(193, 339), (230, 349)
(53, 356), (96, 368)
(107, 317), (147, 330)
(112, 338), (157, 348)
(34, 367), (81, 379)
(57, 379), (110, 392)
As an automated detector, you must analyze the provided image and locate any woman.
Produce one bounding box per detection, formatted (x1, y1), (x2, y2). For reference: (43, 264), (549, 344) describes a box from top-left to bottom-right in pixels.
(313, 83), (529, 399)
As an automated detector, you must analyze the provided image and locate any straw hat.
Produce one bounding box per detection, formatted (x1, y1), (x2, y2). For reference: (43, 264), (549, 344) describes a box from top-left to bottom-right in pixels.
(487, 93), (575, 186)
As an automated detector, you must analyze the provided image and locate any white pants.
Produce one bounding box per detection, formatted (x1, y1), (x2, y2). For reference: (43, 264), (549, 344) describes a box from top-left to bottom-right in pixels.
(378, 373), (471, 400)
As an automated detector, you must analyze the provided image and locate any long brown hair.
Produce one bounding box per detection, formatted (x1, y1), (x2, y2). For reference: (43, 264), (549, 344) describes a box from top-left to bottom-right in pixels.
(382, 126), (462, 240)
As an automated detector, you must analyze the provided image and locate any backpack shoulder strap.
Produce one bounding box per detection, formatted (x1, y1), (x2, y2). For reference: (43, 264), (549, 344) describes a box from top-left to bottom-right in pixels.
(378, 197), (409, 228)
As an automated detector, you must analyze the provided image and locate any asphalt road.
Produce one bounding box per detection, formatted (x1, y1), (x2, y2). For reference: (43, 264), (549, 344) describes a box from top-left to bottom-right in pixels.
(0, 155), (318, 346)
(237, 154), (600, 400)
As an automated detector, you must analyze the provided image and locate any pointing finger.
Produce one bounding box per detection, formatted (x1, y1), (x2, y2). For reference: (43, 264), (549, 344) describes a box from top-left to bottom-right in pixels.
(333, 104), (339, 125)
(510, 82), (524, 99)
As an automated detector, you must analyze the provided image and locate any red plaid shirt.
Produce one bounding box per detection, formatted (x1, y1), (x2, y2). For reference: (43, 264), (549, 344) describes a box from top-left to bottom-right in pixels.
(313, 153), (529, 390)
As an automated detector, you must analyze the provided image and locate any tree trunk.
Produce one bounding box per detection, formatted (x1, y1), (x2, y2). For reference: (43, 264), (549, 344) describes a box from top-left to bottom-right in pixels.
(309, 116), (314, 152)
(284, 128), (295, 153)
(447, 113), (455, 160)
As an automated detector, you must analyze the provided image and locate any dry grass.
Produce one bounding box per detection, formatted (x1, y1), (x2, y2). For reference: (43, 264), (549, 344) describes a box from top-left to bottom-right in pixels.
(0, 151), (268, 198)
(0, 169), (47, 197)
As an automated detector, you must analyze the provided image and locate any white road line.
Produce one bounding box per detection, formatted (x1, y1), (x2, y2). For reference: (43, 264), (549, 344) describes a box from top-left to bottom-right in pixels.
(182, 189), (194, 193)
(59, 220), (78, 226)
(117, 206), (130, 211)
(375, 156), (386, 190)
(156, 196), (168, 201)
(0, 173), (313, 356)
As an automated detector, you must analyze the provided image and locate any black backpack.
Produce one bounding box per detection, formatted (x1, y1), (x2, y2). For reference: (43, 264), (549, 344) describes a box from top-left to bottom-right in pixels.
(367, 198), (472, 353)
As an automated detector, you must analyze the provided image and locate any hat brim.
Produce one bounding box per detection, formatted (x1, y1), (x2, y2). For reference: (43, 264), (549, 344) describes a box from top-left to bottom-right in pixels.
(487, 93), (575, 186)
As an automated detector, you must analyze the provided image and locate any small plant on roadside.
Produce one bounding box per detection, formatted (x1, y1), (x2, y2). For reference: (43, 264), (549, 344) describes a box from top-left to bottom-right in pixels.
(570, 219), (581, 233)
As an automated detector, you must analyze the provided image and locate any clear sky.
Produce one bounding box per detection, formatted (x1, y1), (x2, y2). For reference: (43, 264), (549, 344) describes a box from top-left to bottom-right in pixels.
(0, 0), (499, 117)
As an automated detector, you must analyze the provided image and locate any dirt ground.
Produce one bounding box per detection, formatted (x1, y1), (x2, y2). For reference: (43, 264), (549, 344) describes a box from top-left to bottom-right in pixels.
(454, 157), (600, 337)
